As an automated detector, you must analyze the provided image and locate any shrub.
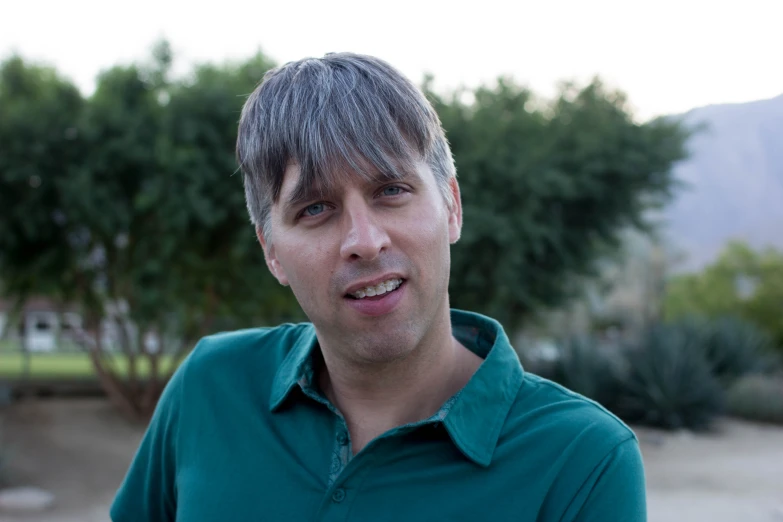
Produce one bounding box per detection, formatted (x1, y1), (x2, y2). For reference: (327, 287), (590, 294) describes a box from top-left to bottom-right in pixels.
(543, 336), (623, 412)
(726, 374), (783, 425)
(521, 315), (778, 432)
(697, 316), (779, 384)
(615, 324), (724, 431)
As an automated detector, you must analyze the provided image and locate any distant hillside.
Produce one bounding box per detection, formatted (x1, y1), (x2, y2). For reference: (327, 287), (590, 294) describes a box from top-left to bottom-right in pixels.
(662, 93), (783, 272)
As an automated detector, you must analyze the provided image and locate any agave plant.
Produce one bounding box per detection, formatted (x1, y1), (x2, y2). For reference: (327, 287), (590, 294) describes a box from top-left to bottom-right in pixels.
(546, 336), (624, 412)
(699, 316), (778, 384)
(616, 324), (724, 431)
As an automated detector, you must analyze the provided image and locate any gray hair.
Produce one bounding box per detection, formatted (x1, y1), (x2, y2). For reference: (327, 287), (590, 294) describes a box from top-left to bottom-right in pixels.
(236, 52), (457, 242)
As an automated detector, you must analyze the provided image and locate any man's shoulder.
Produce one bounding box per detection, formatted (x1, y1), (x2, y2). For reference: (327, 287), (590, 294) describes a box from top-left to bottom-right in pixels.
(494, 373), (645, 520)
(507, 371), (637, 450)
(182, 321), (314, 379)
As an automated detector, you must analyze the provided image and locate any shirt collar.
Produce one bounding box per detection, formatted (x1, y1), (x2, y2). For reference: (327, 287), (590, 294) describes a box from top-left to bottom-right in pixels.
(269, 325), (318, 412)
(443, 309), (525, 467)
(268, 309), (525, 468)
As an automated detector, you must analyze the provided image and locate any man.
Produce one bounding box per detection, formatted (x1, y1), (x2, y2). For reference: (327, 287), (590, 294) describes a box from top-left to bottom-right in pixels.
(111, 53), (646, 521)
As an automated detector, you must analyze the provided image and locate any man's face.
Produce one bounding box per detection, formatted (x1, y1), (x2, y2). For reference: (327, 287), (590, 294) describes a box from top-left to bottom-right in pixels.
(259, 159), (462, 365)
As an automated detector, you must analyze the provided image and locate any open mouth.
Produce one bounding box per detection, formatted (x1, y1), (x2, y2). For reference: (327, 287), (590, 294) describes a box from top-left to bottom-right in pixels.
(345, 278), (406, 300)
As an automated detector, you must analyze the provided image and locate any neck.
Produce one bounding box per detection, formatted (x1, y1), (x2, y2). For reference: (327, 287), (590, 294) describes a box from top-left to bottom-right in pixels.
(318, 310), (482, 454)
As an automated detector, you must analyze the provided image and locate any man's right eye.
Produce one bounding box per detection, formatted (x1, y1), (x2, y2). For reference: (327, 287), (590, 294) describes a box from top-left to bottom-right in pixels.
(302, 203), (326, 217)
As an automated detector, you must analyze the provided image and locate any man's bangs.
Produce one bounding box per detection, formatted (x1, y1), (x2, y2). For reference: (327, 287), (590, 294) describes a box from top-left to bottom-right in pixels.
(286, 108), (422, 205)
(237, 52), (456, 230)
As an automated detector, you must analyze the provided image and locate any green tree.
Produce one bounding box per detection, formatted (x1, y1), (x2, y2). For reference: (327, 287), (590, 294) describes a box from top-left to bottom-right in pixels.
(0, 54), (89, 382)
(67, 46), (300, 418)
(159, 53), (300, 339)
(1, 46), (301, 419)
(664, 241), (783, 349)
(64, 51), (182, 416)
(0, 56), (85, 306)
(428, 78), (690, 327)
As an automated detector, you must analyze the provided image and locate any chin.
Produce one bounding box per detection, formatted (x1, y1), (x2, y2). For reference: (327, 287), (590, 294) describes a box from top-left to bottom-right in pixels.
(352, 329), (419, 364)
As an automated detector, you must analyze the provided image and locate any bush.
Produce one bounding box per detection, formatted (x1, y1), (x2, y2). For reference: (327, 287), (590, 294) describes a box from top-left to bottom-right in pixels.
(523, 314), (779, 432)
(726, 374), (783, 425)
(615, 324), (724, 431)
(696, 316), (779, 384)
(537, 337), (623, 412)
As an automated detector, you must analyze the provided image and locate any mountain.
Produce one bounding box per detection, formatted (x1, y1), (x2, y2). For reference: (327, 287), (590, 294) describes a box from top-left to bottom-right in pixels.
(661, 93), (783, 272)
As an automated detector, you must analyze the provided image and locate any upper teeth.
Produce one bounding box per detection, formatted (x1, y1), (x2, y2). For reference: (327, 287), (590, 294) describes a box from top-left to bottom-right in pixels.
(352, 278), (403, 299)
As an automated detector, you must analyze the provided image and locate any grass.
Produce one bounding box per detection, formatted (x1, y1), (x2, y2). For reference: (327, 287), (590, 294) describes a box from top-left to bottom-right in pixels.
(0, 352), (178, 379)
(0, 340), (20, 353)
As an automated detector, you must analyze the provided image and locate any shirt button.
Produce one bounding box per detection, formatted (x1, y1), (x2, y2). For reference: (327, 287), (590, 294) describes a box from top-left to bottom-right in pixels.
(332, 488), (346, 503)
(337, 431), (349, 446)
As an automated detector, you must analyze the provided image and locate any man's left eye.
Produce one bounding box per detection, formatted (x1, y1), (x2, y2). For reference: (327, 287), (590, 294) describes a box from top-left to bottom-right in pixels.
(382, 186), (403, 197)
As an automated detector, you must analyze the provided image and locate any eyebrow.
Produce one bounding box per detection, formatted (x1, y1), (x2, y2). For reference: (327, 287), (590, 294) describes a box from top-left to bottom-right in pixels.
(281, 169), (422, 218)
(281, 184), (330, 218)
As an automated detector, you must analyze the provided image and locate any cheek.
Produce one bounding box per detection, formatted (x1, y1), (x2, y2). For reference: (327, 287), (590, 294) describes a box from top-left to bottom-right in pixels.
(412, 199), (451, 244)
(280, 240), (334, 296)
(396, 201), (451, 265)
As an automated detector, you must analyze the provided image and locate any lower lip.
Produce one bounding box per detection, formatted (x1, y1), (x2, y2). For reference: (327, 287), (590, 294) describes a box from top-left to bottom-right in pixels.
(345, 282), (406, 317)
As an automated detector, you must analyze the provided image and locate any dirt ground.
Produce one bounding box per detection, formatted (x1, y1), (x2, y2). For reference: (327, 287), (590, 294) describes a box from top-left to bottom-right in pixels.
(637, 421), (783, 522)
(0, 399), (144, 522)
(1, 398), (782, 522)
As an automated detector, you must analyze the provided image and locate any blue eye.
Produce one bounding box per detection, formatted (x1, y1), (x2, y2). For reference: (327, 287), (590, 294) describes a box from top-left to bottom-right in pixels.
(382, 186), (403, 196)
(303, 203), (326, 217)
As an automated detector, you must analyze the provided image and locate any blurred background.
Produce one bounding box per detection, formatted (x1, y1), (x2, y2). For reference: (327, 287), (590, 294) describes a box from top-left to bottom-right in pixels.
(1, 1), (782, 521)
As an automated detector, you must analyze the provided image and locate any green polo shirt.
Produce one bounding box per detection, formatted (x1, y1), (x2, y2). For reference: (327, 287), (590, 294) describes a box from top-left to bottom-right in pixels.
(111, 309), (646, 522)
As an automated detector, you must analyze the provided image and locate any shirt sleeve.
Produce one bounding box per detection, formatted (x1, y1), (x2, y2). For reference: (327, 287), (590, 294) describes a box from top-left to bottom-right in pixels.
(110, 364), (184, 522)
(563, 436), (647, 522)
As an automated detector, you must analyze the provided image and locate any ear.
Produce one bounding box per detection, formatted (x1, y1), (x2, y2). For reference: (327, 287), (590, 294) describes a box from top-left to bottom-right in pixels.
(447, 177), (462, 244)
(256, 227), (290, 286)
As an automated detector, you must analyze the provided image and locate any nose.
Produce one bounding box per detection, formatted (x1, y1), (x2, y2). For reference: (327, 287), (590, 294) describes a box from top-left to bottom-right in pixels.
(339, 199), (390, 262)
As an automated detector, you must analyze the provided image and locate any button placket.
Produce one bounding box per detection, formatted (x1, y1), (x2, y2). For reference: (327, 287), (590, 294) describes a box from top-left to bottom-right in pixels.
(328, 421), (352, 488)
(331, 488), (346, 503)
(318, 445), (381, 521)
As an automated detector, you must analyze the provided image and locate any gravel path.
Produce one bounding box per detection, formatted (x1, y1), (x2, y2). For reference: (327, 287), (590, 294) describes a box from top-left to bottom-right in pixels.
(1, 398), (782, 521)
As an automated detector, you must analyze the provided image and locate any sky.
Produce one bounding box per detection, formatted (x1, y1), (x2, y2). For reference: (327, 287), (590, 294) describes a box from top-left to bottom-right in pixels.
(2, 0), (782, 121)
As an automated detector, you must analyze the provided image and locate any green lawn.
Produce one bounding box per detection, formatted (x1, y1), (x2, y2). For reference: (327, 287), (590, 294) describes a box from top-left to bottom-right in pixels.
(0, 339), (21, 353)
(0, 352), (178, 379)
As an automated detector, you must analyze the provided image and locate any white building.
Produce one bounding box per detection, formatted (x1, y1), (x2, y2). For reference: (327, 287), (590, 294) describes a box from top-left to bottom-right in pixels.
(0, 298), (89, 352)
(0, 297), (159, 353)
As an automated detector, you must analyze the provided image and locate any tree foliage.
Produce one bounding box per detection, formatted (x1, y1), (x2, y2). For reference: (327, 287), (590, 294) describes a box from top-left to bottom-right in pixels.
(429, 78), (690, 327)
(0, 45), (301, 419)
(664, 241), (783, 350)
(0, 56), (85, 301)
